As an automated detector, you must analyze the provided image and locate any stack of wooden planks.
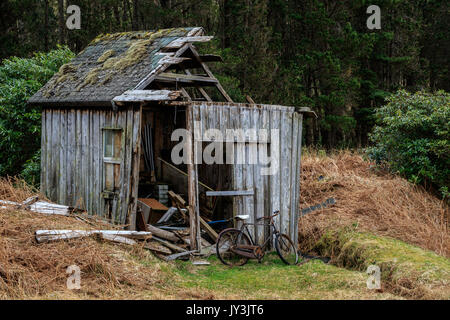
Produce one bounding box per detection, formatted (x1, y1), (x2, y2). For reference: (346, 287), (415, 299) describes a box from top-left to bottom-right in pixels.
(0, 196), (71, 215)
(140, 190), (219, 261)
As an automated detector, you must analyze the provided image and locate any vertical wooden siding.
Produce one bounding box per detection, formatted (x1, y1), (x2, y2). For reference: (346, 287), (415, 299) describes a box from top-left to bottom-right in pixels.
(191, 102), (303, 245)
(40, 106), (141, 225)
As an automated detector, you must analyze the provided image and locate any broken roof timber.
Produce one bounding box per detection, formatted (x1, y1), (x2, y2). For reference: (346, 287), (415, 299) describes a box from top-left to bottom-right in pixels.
(112, 90), (181, 104)
(154, 72), (218, 85)
(165, 36), (214, 49)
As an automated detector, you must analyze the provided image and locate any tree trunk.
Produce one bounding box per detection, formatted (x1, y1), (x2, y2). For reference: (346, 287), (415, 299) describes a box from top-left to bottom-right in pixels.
(132, 0), (139, 30)
(58, 0), (65, 45)
(44, 0), (49, 51)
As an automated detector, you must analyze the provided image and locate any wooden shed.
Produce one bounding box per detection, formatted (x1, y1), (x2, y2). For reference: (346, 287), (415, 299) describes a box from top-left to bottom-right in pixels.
(28, 27), (311, 250)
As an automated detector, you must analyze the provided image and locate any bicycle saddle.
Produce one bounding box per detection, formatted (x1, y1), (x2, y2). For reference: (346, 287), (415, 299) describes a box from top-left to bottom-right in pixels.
(235, 215), (250, 221)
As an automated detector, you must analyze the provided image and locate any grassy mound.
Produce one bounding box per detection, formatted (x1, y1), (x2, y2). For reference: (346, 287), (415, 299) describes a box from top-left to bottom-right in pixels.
(310, 228), (450, 299)
(299, 149), (448, 257)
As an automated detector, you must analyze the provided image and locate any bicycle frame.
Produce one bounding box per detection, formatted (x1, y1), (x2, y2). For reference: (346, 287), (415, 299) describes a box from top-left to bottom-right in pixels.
(236, 219), (279, 251)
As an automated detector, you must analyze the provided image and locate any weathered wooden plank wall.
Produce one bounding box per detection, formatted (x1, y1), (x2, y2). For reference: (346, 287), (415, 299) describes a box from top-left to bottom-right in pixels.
(41, 105), (141, 225)
(191, 102), (304, 245)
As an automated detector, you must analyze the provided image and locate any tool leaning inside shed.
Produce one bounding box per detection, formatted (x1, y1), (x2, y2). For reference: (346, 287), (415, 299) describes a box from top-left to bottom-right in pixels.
(28, 26), (314, 253)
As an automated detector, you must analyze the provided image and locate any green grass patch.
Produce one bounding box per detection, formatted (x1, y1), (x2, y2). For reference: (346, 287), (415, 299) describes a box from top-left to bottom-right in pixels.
(170, 253), (397, 299)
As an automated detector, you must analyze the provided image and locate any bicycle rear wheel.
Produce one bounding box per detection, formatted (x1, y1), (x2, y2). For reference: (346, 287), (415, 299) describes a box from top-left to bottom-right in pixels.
(216, 228), (252, 267)
(275, 233), (299, 265)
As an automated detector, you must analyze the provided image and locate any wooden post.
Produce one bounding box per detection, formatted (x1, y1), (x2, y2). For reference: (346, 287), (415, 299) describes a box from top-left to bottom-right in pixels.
(186, 104), (200, 251)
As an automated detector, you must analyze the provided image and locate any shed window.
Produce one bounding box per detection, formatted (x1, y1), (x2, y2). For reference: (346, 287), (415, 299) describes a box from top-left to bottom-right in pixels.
(104, 129), (122, 160)
(103, 128), (122, 192)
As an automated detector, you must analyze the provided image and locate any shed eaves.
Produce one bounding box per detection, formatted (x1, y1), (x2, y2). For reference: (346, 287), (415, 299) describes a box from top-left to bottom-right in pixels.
(28, 27), (202, 106)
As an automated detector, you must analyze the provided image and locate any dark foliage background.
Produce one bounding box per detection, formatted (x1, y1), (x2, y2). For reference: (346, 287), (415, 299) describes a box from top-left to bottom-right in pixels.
(0, 0), (448, 193)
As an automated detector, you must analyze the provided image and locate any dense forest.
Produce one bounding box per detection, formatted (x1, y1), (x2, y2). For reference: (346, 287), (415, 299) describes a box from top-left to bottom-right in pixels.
(1, 0), (448, 146)
(0, 0), (448, 194)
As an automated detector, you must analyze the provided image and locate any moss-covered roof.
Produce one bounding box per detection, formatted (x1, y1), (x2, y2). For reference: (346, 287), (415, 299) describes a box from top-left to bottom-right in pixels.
(29, 27), (202, 106)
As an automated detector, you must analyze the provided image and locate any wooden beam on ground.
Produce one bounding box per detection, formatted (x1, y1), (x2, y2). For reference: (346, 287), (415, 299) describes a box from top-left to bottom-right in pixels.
(164, 250), (196, 261)
(152, 236), (187, 253)
(20, 196), (39, 208)
(146, 225), (179, 242)
(100, 233), (137, 245)
(35, 230), (152, 243)
(144, 241), (172, 255)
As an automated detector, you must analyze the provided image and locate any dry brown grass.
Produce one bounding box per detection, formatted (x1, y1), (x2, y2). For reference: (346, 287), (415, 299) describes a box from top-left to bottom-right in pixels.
(0, 178), (174, 299)
(298, 149), (449, 257)
(0, 177), (40, 203)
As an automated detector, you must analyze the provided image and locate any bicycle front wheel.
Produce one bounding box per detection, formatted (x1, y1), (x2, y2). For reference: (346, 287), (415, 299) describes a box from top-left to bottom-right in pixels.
(275, 233), (299, 265)
(216, 228), (252, 267)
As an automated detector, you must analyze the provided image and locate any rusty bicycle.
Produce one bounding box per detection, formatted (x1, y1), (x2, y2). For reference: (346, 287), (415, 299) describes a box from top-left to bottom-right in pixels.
(216, 210), (298, 266)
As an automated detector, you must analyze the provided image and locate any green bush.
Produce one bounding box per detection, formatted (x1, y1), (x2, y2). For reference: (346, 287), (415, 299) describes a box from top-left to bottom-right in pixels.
(0, 46), (74, 186)
(368, 90), (449, 198)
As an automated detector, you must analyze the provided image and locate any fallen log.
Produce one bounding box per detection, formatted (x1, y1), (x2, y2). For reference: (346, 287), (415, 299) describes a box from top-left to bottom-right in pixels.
(144, 241), (172, 255)
(164, 250), (196, 261)
(146, 225), (179, 242)
(20, 196), (39, 208)
(36, 230), (89, 243)
(0, 198), (72, 215)
(152, 236), (187, 253)
(35, 230), (152, 243)
(100, 233), (137, 245)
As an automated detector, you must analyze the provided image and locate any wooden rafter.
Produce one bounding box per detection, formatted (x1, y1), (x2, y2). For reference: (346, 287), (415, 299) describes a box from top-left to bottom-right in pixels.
(134, 43), (193, 90)
(185, 70), (212, 102)
(165, 36), (214, 49)
(180, 88), (192, 101)
(187, 43), (233, 102)
(154, 72), (218, 85)
(135, 39), (233, 103)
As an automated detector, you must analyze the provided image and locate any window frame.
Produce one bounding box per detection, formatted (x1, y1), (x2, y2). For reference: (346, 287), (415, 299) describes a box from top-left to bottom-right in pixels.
(102, 127), (123, 164)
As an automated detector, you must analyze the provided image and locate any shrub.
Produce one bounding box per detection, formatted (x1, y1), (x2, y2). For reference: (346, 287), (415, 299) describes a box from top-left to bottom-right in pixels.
(0, 46), (74, 185)
(368, 90), (449, 198)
